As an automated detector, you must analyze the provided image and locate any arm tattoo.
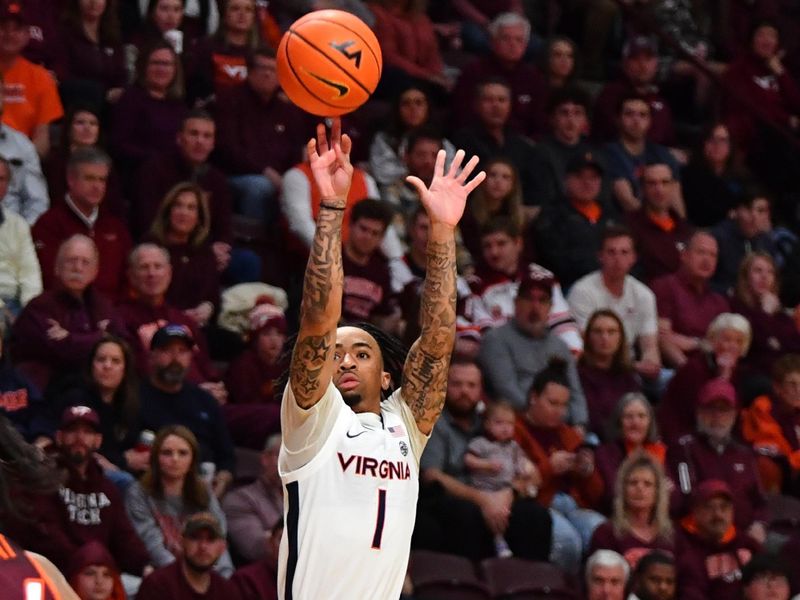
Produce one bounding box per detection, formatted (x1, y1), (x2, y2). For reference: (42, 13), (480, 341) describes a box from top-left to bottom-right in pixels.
(402, 238), (457, 432)
(289, 207), (344, 408)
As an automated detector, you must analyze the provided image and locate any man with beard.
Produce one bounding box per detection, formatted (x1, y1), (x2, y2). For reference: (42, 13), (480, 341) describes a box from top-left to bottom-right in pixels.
(5, 406), (149, 578)
(675, 480), (759, 600)
(628, 551), (677, 600)
(138, 324), (235, 497)
(137, 512), (236, 600)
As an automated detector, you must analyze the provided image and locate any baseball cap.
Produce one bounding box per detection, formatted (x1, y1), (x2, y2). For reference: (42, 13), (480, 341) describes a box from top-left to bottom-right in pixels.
(61, 406), (101, 431)
(697, 378), (737, 409)
(183, 511), (224, 539)
(0, 1), (26, 24)
(565, 152), (604, 176)
(249, 298), (287, 334)
(692, 479), (733, 506)
(150, 324), (195, 350)
(517, 263), (555, 299)
(623, 35), (657, 58)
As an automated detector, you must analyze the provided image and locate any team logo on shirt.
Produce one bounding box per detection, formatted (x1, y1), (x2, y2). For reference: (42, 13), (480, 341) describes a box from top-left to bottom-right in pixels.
(399, 441), (408, 457)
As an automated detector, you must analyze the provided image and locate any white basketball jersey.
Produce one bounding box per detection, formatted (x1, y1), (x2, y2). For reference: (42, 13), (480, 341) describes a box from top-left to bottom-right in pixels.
(278, 383), (426, 600)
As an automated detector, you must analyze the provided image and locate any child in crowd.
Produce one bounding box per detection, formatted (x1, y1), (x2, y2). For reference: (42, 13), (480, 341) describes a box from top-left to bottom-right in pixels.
(464, 400), (540, 557)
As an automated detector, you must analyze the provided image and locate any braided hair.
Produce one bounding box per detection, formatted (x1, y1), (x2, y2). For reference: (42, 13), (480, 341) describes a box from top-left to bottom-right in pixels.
(275, 323), (409, 402)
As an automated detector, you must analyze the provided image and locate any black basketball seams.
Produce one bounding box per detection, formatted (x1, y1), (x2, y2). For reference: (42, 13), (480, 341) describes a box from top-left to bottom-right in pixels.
(294, 16), (382, 75)
(289, 28), (373, 96)
(284, 32), (358, 110)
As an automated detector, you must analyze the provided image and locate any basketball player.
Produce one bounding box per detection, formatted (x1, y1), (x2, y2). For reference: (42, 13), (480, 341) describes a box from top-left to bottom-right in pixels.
(278, 119), (485, 600)
(0, 415), (80, 599)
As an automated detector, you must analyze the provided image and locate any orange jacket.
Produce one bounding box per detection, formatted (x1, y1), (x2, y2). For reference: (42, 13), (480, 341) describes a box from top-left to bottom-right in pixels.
(740, 395), (800, 472)
(513, 417), (603, 508)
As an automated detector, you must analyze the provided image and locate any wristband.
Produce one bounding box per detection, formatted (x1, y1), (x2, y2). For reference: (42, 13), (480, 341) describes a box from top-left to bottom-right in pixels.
(319, 202), (345, 211)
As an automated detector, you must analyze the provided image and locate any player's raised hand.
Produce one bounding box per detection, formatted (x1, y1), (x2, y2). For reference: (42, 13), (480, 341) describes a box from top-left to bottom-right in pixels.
(307, 118), (353, 202)
(406, 149), (485, 228)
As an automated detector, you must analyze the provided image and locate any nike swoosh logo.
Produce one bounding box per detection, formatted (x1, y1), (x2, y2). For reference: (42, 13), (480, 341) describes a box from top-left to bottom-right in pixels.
(346, 430), (366, 438)
(306, 71), (349, 97)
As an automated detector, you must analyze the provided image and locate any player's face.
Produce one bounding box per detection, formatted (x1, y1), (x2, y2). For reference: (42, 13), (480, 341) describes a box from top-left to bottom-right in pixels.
(183, 529), (226, 572)
(74, 564), (115, 600)
(333, 327), (390, 413)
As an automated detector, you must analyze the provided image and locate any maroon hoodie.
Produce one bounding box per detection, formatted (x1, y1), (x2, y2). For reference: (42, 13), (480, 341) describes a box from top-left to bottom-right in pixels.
(6, 452), (149, 576)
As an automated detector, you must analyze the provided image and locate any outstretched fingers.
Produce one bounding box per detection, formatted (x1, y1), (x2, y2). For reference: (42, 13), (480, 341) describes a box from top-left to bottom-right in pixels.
(405, 175), (426, 197)
(307, 137), (319, 162)
(316, 123), (329, 155)
(463, 169), (487, 195)
(447, 149), (465, 178)
(456, 155), (480, 184)
(433, 149), (447, 179)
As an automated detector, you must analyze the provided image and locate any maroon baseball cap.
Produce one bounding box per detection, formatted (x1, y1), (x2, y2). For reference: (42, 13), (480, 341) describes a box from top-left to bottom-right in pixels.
(623, 35), (657, 58)
(61, 406), (100, 431)
(692, 479), (733, 506)
(0, 1), (26, 24)
(517, 263), (556, 299)
(697, 378), (737, 409)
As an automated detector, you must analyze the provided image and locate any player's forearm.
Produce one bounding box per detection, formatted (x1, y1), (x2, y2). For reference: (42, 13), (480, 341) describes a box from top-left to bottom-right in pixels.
(299, 204), (345, 328)
(418, 222), (457, 358)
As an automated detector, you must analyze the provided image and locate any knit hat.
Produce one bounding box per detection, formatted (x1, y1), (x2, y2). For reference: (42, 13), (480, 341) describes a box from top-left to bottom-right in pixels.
(249, 297), (287, 334)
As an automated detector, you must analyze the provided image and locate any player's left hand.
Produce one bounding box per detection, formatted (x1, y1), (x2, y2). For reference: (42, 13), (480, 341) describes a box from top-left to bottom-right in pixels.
(406, 149), (485, 228)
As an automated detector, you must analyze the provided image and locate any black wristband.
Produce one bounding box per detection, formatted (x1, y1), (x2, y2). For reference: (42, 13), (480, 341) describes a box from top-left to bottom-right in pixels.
(319, 202), (345, 211)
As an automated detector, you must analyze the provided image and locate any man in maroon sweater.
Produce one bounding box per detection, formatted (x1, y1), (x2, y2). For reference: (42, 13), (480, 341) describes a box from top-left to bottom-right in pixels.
(116, 243), (224, 402)
(137, 512), (236, 600)
(213, 47), (307, 225)
(593, 36), (676, 146)
(650, 231), (729, 368)
(451, 12), (547, 137)
(675, 480), (759, 600)
(6, 406), (149, 577)
(11, 234), (120, 391)
(32, 147), (132, 299)
(668, 379), (767, 542)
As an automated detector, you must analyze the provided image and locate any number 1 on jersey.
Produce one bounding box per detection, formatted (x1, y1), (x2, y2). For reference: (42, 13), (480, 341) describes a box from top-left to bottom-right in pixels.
(371, 489), (387, 549)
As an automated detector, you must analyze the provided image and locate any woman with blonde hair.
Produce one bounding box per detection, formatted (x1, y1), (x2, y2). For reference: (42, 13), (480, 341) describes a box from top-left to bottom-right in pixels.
(148, 182), (220, 328)
(589, 452), (674, 567)
(732, 251), (800, 376)
(125, 425), (233, 576)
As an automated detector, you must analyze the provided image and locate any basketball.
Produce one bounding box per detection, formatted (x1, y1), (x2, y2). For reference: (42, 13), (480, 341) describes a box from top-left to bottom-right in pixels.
(276, 10), (382, 117)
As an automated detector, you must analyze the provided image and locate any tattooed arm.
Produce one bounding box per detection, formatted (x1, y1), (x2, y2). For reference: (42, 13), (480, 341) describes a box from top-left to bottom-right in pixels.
(402, 150), (485, 434)
(289, 120), (354, 409)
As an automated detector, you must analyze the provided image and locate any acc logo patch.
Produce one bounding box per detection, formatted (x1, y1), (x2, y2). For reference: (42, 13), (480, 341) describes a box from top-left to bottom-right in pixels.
(399, 441), (408, 457)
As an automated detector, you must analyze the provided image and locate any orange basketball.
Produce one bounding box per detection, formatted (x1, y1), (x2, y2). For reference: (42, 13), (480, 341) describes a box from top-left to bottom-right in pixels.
(276, 10), (382, 117)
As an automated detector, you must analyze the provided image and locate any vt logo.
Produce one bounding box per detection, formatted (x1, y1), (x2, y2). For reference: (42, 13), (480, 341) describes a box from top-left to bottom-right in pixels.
(330, 40), (362, 69)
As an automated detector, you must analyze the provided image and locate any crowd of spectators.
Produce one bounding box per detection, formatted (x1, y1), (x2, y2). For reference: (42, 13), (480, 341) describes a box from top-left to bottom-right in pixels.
(2, 0), (800, 599)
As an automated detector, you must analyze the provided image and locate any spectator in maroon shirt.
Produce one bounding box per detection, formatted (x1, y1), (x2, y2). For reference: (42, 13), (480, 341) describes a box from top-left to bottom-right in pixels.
(593, 37), (676, 146)
(213, 47), (306, 226)
(33, 147), (132, 299)
(111, 40), (187, 185)
(578, 311), (642, 439)
(590, 452), (674, 567)
(136, 512), (237, 600)
(59, 0), (127, 109)
(147, 182), (221, 327)
(675, 480), (760, 600)
(134, 0), (209, 55)
(624, 163), (691, 283)
(451, 12), (547, 137)
(12, 234), (120, 392)
(230, 517), (281, 600)
(668, 379), (768, 542)
(732, 252), (800, 377)
(185, 0), (262, 105)
(43, 105), (126, 221)
(650, 232), (730, 368)
(116, 243), (223, 399)
(595, 392), (666, 513)
(341, 198), (399, 333)
(222, 300), (287, 449)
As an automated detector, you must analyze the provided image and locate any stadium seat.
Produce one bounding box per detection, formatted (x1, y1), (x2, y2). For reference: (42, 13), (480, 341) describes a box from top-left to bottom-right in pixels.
(410, 550), (491, 600)
(480, 557), (576, 599)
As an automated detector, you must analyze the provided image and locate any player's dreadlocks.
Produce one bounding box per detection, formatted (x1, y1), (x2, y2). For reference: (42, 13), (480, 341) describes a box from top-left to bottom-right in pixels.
(0, 416), (61, 519)
(275, 323), (409, 402)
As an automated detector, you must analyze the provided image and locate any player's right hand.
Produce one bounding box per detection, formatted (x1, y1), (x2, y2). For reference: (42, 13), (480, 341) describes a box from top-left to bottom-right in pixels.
(308, 118), (353, 203)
